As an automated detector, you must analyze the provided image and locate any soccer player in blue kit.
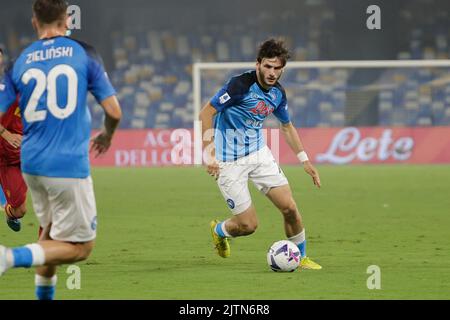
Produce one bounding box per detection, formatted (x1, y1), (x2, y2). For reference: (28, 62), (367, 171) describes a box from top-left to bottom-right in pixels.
(0, 0), (122, 299)
(200, 39), (322, 270)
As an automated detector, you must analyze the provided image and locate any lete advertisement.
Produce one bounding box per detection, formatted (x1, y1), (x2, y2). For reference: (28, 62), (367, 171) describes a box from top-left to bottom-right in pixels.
(89, 127), (450, 166)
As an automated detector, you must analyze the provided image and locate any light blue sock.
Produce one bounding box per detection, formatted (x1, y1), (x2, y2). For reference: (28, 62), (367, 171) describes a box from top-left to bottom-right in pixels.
(215, 222), (226, 238)
(7, 244), (45, 270)
(36, 286), (55, 300)
(298, 240), (307, 258)
(289, 230), (307, 258)
(35, 275), (57, 300)
(11, 247), (33, 268)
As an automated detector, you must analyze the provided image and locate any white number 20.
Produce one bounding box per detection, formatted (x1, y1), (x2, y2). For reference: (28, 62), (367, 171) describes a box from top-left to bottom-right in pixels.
(21, 65), (78, 122)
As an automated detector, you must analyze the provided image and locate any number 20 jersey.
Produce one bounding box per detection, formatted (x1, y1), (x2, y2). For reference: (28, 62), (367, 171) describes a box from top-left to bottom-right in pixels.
(0, 36), (116, 178)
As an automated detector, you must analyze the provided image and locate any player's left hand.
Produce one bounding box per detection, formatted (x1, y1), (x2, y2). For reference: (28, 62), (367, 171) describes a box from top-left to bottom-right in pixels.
(90, 131), (113, 157)
(303, 161), (321, 188)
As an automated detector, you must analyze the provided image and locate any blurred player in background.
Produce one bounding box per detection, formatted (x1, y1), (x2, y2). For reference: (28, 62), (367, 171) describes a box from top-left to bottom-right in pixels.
(200, 38), (322, 270)
(0, 0), (122, 300)
(0, 48), (28, 232)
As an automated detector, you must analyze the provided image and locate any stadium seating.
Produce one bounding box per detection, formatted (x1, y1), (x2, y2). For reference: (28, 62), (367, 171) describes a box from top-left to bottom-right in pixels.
(2, 3), (450, 129)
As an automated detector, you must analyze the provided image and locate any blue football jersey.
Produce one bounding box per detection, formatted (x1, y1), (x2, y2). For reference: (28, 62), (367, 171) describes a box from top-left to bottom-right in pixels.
(0, 36), (116, 178)
(210, 70), (290, 162)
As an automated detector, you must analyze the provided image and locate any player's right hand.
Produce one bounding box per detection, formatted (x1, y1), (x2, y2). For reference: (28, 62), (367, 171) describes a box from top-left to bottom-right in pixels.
(90, 131), (113, 158)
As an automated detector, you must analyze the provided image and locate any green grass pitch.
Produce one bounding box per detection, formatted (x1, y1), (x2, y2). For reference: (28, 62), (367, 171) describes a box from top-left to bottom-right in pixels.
(1, 165), (449, 299)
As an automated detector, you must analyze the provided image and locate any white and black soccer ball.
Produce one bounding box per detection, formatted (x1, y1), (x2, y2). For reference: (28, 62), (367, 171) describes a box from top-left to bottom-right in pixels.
(267, 240), (300, 272)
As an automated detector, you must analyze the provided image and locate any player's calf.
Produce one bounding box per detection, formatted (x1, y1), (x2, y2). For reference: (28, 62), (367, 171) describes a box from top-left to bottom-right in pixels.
(0, 241), (94, 278)
(226, 206), (259, 237)
(236, 221), (258, 236)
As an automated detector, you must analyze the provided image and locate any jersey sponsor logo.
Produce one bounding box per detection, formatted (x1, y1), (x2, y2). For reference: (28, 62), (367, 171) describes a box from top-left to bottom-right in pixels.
(219, 92), (231, 104)
(250, 101), (274, 116)
(226, 199), (235, 209)
(245, 118), (263, 127)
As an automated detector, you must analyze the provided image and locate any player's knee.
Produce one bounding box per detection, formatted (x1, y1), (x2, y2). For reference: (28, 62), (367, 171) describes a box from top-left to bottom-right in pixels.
(281, 201), (299, 222)
(74, 242), (94, 262)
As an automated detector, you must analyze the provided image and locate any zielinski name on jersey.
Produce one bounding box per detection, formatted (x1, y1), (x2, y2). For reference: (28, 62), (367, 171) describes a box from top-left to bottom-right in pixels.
(26, 47), (74, 64)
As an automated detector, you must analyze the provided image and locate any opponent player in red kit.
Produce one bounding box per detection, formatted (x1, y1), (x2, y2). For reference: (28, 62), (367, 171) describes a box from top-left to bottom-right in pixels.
(0, 48), (27, 232)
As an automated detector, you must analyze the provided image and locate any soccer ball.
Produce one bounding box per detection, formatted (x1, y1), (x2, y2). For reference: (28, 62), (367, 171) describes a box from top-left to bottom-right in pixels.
(267, 240), (300, 272)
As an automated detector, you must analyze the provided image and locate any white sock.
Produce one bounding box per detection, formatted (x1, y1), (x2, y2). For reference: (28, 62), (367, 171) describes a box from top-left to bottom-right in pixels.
(221, 220), (232, 238)
(289, 229), (307, 257)
(26, 244), (46, 266)
(5, 250), (14, 269)
(35, 274), (57, 287)
(289, 229), (306, 245)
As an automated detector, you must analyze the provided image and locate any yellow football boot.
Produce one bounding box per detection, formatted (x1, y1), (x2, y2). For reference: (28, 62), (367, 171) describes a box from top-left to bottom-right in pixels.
(300, 257), (322, 270)
(210, 220), (230, 258)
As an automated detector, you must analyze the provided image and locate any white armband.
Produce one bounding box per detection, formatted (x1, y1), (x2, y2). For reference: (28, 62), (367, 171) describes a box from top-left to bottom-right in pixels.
(297, 151), (309, 163)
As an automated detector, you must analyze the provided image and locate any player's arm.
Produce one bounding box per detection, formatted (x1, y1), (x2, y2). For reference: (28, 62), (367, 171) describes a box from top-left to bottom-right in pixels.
(0, 123), (22, 149)
(199, 77), (242, 179)
(280, 122), (321, 188)
(84, 44), (122, 157)
(90, 95), (122, 157)
(199, 102), (219, 179)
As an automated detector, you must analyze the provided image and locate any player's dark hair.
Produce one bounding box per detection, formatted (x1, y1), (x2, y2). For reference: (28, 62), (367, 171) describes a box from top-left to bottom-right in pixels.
(32, 0), (68, 25)
(257, 38), (290, 67)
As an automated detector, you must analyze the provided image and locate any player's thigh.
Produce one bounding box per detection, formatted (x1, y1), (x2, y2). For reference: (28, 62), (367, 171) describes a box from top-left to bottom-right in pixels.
(0, 166), (27, 207)
(217, 161), (252, 215)
(266, 184), (296, 212)
(250, 147), (289, 194)
(42, 176), (98, 243)
(23, 174), (52, 228)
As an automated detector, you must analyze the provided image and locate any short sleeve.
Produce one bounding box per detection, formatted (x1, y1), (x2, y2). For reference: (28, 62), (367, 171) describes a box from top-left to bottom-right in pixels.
(210, 73), (252, 112)
(85, 46), (116, 103)
(273, 90), (290, 124)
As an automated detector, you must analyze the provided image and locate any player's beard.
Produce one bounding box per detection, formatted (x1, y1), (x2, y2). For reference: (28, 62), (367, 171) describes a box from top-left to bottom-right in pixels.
(257, 67), (281, 89)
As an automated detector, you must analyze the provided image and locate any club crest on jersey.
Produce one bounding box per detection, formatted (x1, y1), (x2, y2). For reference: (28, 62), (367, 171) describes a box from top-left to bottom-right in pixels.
(270, 91), (277, 100)
(219, 92), (231, 104)
(91, 216), (97, 231)
(250, 101), (274, 116)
